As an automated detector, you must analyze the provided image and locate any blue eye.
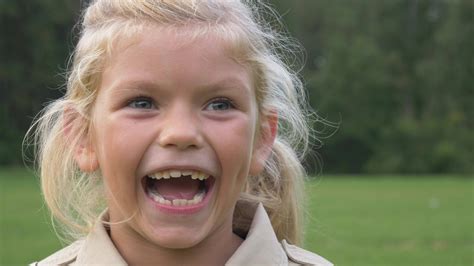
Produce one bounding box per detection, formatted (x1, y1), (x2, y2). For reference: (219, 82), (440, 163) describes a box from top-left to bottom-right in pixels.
(128, 98), (154, 109)
(205, 98), (235, 111)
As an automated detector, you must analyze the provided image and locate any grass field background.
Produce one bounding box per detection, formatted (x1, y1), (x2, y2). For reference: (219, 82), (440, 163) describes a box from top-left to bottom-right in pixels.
(0, 167), (473, 265)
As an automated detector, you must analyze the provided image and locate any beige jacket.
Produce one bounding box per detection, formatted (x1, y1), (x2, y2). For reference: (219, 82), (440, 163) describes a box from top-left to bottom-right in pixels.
(32, 204), (332, 265)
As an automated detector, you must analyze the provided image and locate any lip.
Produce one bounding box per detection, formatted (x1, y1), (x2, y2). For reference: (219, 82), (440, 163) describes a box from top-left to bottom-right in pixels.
(142, 174), (215, 215)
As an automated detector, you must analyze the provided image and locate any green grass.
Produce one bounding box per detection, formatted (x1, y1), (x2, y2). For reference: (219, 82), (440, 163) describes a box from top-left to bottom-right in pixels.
(0, 168), (61, 265)
(0, 168), (473, 265)
(305, 175), (474, 266)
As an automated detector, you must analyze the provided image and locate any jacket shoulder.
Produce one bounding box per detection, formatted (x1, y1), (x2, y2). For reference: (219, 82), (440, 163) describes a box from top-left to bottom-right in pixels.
(281, 240), (333, 266)
(30, 240), (84, 266)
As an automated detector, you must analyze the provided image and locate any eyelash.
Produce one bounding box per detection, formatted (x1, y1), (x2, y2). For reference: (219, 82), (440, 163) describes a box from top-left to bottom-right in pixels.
(125, 96), (236, 111)
(127, 96), (155, 109)
(205, 97), (236, 111)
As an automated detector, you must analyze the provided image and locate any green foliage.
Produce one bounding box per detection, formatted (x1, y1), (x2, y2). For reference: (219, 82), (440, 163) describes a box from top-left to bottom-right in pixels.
(366, 117), (474, 173)
(1, 0), (79, 164)
(273, 0), (473, 173)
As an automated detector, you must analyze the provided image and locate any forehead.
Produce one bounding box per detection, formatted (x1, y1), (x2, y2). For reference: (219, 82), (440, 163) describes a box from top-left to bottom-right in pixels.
(100, 24), (253, 95)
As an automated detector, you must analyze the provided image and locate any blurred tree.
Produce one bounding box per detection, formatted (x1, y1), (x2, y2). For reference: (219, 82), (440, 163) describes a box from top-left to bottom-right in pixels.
(0, 0), (80, 164)
(270, 0), (473, 174)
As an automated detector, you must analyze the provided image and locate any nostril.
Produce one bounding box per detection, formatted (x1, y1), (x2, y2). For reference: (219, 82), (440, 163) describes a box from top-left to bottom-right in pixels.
(162, 142), (199, 150)
(157, 131), (203, 150)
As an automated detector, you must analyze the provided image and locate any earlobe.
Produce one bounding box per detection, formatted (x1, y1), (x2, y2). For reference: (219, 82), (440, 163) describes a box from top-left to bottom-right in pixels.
(74, 142), (99, 173)
(249, 111), (278, 176)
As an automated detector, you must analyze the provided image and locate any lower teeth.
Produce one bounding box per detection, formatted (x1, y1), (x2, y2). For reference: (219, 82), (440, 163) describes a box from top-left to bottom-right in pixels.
(149, 190), (205, 206)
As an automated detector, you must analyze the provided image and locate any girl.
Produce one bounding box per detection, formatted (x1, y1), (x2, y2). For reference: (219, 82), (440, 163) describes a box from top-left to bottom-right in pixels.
(29, 0), (332, 265)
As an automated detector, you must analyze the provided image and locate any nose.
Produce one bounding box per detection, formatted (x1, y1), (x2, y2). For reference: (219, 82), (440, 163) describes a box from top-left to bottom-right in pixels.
(158, 105), (203, 150)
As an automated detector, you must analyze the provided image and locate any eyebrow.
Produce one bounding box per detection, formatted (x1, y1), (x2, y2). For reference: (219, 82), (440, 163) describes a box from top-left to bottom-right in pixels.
(198, 78), (251, 96)
(108, 80), (159, 94)
(109, 77), (251, 96)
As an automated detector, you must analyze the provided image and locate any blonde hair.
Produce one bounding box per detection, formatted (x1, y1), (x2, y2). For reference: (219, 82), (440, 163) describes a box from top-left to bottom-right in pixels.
(26, 0), (315, 245)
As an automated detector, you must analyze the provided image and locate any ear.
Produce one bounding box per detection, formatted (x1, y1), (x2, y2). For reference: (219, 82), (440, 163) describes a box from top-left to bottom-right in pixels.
(74, 138), (99, 173)
(249, 110), (278, 176)
(63, 107), (99, 173)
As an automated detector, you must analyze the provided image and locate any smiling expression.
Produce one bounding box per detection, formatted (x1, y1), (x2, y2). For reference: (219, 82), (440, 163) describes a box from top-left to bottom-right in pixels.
(76, 25), (273, 252)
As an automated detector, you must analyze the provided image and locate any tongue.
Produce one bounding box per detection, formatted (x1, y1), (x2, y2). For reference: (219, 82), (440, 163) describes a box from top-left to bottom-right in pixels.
(155, 178), (200, 200)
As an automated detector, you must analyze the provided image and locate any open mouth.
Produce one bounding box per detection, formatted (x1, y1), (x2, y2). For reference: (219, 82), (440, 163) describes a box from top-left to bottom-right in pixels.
(144, 170), (214, 207)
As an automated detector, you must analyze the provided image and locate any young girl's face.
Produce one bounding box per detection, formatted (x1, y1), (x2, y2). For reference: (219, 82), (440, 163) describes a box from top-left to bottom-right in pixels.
(79, 25), (274, 250)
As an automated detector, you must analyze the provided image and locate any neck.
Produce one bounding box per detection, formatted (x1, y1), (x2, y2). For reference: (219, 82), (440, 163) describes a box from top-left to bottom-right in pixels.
(110, 223), (243, 266)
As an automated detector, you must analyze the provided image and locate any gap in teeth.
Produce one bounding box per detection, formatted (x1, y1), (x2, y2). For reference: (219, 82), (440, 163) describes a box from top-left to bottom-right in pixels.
(149, 170), (209, 181)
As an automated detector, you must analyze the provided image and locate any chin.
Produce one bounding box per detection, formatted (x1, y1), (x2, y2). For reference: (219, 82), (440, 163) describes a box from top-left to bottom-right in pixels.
(145, 226), (208, 250)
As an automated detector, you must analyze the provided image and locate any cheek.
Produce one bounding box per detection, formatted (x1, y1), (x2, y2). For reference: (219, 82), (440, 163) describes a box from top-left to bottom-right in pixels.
(93, 117), (154, 199)
(208, 116), (256, 181)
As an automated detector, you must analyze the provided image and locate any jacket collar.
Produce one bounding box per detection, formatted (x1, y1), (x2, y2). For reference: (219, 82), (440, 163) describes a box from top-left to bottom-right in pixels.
(226, 203), (288, 265)
(75, 212), (127, 265)
(75, 203), (287, 265)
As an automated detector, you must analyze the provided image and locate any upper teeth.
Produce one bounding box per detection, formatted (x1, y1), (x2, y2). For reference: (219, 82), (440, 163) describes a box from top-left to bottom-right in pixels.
(149, 170), (209, 181)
